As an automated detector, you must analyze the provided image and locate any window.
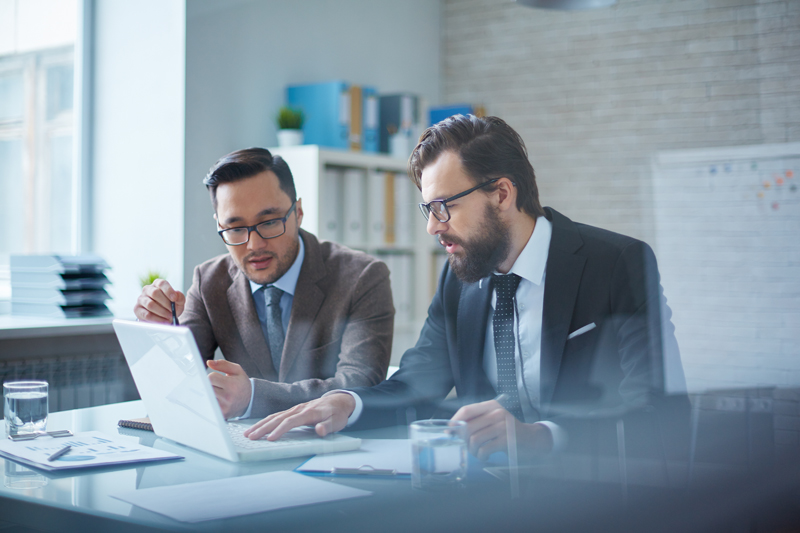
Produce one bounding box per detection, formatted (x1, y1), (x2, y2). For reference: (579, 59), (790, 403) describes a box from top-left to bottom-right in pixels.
(0, 49), (75, 255)
(0, 0), (80, 310)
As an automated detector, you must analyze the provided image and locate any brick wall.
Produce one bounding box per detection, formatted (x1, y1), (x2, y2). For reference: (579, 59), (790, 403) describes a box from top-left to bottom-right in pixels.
(441, 0), (800, 392)
(442, 0), (799, 242)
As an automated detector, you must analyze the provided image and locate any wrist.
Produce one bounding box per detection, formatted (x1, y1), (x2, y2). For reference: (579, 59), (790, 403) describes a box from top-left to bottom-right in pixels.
(322, 390), (362, 426)
(517, 421), (554, 454)
(331, 391), (356, 417)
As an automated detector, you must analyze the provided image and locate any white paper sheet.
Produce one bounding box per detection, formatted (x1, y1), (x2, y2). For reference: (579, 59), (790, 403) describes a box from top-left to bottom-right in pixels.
(111, 471), (371, 523)
(297, 439), (412, 475)
(0, 431), (182, 471)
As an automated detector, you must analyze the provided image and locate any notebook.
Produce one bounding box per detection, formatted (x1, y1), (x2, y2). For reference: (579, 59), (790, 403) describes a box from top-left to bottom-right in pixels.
(119, 417), (154, 432)
(112, 319), (361, 462)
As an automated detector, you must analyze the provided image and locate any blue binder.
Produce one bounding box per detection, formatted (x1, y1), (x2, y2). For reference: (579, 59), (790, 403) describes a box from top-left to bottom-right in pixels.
(429, 104), (473, 127)
(287, 81), (350, 149)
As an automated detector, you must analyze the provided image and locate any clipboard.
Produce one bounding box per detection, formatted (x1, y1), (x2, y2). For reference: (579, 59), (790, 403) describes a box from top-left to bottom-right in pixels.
(297, 464), (410, 479)
(295, 439), (412, 478)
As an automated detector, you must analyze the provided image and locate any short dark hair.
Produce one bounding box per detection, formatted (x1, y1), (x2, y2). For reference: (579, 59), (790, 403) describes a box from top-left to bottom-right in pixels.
(203, 147), (296, 210)
(408, 115), (545, 219)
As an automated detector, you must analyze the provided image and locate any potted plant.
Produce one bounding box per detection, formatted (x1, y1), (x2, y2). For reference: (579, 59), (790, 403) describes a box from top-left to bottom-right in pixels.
(276, 106), (305, 147)
(139, 270), (166, 288)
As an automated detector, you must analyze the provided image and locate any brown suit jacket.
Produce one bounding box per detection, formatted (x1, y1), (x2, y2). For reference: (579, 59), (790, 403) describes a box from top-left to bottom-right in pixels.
(181, 229), (394, 417)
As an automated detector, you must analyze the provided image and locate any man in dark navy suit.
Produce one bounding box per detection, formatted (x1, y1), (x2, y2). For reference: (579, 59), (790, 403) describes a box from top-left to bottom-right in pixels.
(244, 114), (687, 459)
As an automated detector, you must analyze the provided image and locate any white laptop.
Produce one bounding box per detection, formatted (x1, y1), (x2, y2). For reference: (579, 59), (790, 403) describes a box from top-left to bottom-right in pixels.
(112, 319), (361, 462)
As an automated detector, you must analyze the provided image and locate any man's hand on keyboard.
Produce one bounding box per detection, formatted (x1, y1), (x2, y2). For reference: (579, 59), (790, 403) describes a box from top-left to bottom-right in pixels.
(244, 393), (356, 441)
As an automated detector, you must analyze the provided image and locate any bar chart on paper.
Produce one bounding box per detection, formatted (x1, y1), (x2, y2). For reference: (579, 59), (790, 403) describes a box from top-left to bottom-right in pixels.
(0, 431), (181, 471)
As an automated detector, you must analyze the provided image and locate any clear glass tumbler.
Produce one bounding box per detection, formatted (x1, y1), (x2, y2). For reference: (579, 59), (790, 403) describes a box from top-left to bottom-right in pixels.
(410, 419), (467, 490)
(3, 381), (49, 436)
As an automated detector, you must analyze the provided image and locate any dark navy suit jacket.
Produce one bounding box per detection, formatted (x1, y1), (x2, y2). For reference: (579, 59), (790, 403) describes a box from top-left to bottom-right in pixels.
(350, 207), (686, 441)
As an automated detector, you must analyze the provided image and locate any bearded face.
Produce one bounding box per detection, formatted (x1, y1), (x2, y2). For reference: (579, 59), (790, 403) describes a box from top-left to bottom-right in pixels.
(441, 203), (511, 284)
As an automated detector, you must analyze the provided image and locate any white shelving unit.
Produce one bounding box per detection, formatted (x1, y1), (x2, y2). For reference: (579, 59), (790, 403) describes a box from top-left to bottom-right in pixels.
(271, 145), (445, 365)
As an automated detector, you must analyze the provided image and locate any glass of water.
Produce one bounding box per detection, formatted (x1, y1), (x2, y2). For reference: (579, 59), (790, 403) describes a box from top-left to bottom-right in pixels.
(410, 419), (467, 490)
(3, 381), (49, 436)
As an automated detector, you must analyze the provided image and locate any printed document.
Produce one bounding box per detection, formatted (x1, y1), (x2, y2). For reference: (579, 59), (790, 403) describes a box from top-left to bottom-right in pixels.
(0, 431), (182, 471)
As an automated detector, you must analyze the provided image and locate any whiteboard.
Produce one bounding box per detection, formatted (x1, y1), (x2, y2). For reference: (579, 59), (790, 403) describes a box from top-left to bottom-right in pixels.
(652, 143), (800, 393)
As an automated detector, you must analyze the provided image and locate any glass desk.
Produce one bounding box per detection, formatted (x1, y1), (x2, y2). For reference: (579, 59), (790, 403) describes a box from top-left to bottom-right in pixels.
(0, 401), (436, 532)
(2, 400), (799, 532)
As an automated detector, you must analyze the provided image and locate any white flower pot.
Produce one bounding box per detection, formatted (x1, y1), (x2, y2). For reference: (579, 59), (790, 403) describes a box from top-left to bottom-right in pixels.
(389, 131), (412, 159)
(277, 129), (304, 147)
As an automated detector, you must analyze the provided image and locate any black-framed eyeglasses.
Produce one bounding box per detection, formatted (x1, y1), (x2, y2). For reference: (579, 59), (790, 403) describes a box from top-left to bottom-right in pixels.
(217, 201), (297, 246)
(418, 178), (502, 223)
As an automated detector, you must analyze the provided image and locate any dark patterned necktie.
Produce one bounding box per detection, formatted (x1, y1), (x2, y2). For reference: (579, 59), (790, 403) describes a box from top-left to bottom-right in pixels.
(265, 286), (285, 374)
(493, 273), (524, 420)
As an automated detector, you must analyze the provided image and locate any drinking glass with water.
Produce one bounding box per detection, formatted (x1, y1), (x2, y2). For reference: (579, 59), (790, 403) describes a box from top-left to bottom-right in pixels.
(410, 419), (467, 490)
(4, 381), (49, 436)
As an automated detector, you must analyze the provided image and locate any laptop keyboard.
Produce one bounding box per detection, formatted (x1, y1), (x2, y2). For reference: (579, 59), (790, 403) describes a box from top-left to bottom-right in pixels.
(226, 423), (315, 450)
(223, 422), (361, 461)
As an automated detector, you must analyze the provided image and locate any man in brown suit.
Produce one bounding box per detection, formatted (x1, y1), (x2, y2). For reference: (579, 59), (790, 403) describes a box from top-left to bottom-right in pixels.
(134, 148), (393, 419)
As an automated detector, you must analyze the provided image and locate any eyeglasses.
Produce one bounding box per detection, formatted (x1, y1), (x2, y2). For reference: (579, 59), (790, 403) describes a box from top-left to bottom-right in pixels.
(418, 178), (501, 223)
(217, 201), (297, 246)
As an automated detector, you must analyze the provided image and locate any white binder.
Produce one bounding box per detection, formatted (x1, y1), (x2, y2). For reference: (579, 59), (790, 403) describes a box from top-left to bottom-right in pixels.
(367, 170), (387, 246)
(342, 168), (367, 246)
(319, 167), (343, 242)
(382, 253), (413, 325)
(394, 174), (413, 247)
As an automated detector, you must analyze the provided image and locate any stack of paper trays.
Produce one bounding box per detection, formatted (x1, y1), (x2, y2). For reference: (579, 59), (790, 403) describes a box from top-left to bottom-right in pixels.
(10, 255), (112, 318)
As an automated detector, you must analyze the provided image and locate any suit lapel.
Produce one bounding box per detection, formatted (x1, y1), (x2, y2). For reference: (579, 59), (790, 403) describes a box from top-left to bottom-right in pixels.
(540, 208), (586, 412)
(281, 230), (326, 380)
(456, 277), (494, 399)
(227, 266), (276, 379)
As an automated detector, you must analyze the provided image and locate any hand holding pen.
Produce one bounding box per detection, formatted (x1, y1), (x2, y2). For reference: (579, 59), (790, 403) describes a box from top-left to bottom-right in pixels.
(133, 278), (186, 325)
(171, 302), (180, 326)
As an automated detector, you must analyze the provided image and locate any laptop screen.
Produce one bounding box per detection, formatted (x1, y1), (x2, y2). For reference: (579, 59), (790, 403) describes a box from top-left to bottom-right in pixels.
(113, 320), (237, 461)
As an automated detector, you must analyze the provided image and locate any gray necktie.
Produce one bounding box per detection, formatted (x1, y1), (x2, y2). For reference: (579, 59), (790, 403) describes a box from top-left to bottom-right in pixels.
(493, 273), (524, 421)
(265, 286), (285, 374)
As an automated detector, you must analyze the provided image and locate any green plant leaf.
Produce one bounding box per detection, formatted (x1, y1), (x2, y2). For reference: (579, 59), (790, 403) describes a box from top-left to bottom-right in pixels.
(139, 270), (166, 288)
(277, 106), (304, 130)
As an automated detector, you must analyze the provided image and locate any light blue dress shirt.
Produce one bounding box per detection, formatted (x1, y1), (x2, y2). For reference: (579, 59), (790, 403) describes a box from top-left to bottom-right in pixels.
(237, 237), (305, 419)
(248, 236), (305, 339)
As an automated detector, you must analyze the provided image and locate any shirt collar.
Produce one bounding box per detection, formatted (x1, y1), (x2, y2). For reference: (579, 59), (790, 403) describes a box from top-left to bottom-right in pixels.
(249, 235), (305, 296)
(503, 216), (552, 286)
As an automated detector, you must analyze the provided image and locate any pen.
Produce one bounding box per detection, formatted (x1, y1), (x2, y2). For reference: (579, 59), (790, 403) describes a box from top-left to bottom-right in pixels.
(171, 301), (180, 326)
(47, 445), (71, 462)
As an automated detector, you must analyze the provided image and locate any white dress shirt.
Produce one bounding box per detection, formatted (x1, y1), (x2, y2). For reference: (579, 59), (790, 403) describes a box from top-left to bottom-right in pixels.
(482, 215), (550, 422)
(479, 217), (564, 448)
